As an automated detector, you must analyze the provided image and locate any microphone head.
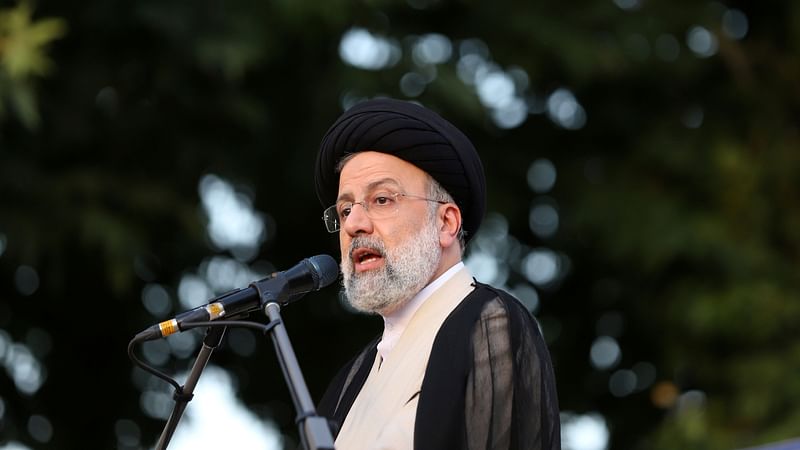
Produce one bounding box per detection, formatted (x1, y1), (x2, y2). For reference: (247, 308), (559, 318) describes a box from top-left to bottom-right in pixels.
(306, 254), (340, 289)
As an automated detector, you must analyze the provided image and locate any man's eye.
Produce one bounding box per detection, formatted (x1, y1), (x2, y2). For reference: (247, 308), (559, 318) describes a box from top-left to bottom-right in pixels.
(373, 195), (394, 206)
(339, 205), (352, 217)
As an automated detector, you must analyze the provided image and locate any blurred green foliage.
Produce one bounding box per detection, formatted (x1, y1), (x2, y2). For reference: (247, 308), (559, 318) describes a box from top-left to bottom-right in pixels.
(0, 1), (66, 128)
(0, 0), (798, 449)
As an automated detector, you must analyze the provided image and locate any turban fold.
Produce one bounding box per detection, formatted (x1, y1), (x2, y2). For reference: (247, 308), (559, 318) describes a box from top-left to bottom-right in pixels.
(314, 98), (486, 241)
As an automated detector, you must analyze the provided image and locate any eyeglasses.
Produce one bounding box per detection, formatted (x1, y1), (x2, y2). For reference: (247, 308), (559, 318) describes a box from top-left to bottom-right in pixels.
(322, 191), (447, 233)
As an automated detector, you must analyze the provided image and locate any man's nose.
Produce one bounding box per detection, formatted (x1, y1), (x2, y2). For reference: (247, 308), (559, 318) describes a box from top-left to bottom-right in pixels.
(342, 203), (373, 235)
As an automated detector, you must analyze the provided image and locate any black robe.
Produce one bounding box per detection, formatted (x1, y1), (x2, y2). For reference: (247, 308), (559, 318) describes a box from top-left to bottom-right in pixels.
(317, 281), (561, 450)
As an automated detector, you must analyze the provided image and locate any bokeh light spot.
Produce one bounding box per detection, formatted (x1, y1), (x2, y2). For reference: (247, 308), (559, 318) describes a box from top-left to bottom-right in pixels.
(0, 330), (8, 360)
(27, 415), (53, 443)
(115, 419), (141, 447)
(140, 389), (172, 419)
(477, 71), (515, 109)
(507, 66), (530, 92)
(561, 412), (609, 450)
(651, 381), (679, 408)
(609, 369), (637, 397)
(654, 34), (680, 61)
(677, 390), (707, 413)
(465, 252), (501, 285)
(491, 98), (528, 129)
(529, 200), (559, 238)
(167, 331), (199, 359)
(522, 249), (560, 286)
(199, 174), (267, 261)
(511, 283), (540, 313)
(687, 26), (718, 58)
(142, 283), (172, 317)
(339, 28), (401, 71)
(141, 339), (171, 367)
(167, 366), (283, 450)
(202, 256), (265, 294)
(590, 336), (621, 370)
(7, 343), (45, 394)
(14, 265), (40, 296)
(459, 38), (490, 59)
(722, 9), (749, 40)
(682, 105), (704, 128)
(95, 86), (119, 117)
(456, 53), (486, 85)
(546, 88), (586, 129)
(0, 442), (31, 450)
(178, 274), (213, 309)
(412, 33), (452, 66)
(400, 72), (427, 97)
(612, 0), (640, 11)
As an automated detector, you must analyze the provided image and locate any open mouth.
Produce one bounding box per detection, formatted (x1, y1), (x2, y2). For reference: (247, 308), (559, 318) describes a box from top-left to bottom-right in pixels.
(351, 247), (384, 271)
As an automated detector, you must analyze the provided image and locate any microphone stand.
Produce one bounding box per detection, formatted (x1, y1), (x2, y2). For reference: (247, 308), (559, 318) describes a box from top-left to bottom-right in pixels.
(155, 325), (227, 450)
(263, 301), (335, 450)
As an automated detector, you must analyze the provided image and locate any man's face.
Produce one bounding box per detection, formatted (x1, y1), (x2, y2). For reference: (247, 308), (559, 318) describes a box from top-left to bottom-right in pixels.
(336, 152), (443, 315)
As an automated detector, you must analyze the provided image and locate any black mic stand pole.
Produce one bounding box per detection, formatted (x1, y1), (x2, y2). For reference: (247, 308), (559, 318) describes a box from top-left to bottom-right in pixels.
(263, 302), (335, 450)
(155, 325), (227, 450)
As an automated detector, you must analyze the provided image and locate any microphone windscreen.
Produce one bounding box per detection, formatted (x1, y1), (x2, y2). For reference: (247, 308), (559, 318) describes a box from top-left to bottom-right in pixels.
(308, 254), (339, 289)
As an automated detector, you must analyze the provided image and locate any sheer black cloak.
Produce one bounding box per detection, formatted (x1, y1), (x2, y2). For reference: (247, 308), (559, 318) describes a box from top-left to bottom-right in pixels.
(317, 282), (561, 450)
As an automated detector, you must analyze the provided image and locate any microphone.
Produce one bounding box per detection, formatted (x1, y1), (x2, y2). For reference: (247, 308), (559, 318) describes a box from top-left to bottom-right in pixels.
(135, 254), (339, 341)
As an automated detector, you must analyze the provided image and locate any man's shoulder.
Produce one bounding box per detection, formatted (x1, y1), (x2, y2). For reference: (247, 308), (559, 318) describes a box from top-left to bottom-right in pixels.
(429, 280), (539, 347)
(461, 281), (535, 321)
(439, 280), (549, 353)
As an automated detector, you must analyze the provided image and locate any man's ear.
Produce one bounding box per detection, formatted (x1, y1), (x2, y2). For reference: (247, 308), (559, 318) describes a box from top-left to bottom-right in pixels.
(438, 204), (462, 249)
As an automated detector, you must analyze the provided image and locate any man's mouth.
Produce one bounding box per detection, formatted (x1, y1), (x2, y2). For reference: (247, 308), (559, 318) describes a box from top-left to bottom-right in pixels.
(351, 247), (384, 272)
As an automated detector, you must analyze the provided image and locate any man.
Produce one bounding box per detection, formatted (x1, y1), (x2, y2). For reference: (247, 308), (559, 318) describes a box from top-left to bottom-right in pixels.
(314, 98), (560, 449)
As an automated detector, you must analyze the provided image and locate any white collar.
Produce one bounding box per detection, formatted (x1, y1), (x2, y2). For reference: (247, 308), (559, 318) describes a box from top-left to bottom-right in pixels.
(376, 261), (465, 362)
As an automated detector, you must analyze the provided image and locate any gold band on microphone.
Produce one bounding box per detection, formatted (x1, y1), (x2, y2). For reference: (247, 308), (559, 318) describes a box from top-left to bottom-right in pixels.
(158, 319), (179, 337)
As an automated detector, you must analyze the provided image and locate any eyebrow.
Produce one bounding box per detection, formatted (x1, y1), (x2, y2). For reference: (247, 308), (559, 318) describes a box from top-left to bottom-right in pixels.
(337, 178), (403, 202)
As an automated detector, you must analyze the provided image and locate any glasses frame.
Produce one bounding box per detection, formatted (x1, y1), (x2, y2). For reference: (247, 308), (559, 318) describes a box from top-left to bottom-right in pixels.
(322, 191), (447, 233)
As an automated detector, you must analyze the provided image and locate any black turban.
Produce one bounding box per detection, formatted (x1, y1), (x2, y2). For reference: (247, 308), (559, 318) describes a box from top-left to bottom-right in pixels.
(314, 98), (486, 242)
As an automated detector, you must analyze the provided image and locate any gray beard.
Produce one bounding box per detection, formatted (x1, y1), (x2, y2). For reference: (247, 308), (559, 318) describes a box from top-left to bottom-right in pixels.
(340, 216), (442, 315)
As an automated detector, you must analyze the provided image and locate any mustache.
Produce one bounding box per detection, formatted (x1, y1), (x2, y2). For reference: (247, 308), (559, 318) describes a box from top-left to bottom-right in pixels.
(348, 235), (387, 260)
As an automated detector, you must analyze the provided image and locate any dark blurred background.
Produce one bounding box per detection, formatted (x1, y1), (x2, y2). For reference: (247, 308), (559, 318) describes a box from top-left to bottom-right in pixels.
(1, 0), (799, 449)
